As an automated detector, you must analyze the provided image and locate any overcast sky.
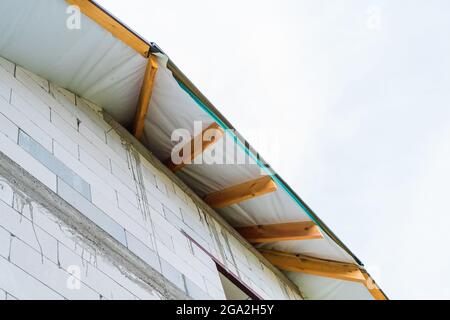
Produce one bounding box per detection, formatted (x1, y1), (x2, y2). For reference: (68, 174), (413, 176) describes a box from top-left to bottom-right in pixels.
(98, 0), (450, 299)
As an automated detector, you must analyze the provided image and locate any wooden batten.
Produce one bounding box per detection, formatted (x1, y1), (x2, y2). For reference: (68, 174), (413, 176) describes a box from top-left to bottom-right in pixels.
(236, 221), (323, 243)
(203, 176), (278, 209)
(132, 55), (158, 139)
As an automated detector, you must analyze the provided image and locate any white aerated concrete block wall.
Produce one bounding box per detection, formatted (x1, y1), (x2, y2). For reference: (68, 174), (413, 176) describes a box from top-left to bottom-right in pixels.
(0, 55), (301, 300)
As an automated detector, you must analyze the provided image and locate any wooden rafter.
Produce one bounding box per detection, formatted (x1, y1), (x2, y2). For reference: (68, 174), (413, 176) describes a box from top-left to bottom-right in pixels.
(66, 0), (150, 56)
(362, 271), (387, 300)
(203, 176), (278, 209)
(261, 249), (366, 283)
(236, 221), (323, 243)
(261, 250), (387, 300)
(165, 122), (224, 172)
(132, 55), (158, 139)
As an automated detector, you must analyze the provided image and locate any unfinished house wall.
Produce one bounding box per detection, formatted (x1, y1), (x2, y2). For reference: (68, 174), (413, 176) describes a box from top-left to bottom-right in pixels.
(0, 56), (302, 300)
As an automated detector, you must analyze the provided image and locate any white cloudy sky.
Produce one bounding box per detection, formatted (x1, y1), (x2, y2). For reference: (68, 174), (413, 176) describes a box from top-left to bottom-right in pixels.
(98, 0), (450, 299)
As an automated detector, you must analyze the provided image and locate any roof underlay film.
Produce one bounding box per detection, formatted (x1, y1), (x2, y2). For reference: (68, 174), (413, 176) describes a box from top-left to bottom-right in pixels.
(0, 0), (387, 300)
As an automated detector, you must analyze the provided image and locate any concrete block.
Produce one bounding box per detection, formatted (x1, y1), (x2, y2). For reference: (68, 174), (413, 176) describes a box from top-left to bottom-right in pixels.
(185, 196), (200, 214)
(173, 184), (187, 204)
(77, 96), (103, 117)
(78, 144), (110, 175)
(57, 178), (127, 246)
(16, 66), (49, 93)
(81, 149), (137, 207)
(181, 207), (204, 233)
(142, 168), (156, 188)
(151, 209), (181, 239)
(0, 64), (51, 121)
(181, 220), (210, 248)
(0, 129), (57, 192)
(93, 253), (161, 300)
(0, 79), (10, 102)
(142, 191), (164, 217)
(192, 244), (217, 272)
(45, 83), (78, 130)
(9, 237), (99, 300)
(0, 227), (11, 259)
(11, 85), (50, 122)
(0, 288), (6, 300)
(14, 90), (73, 153)
(79, 122), (107, 148)
(172, 233), (193, 260)
(117, 192), (157, 232)
(0, 256), (63, 300)
(50, 110), (111, 169)
(155, 175), (168, 195)
(91, 187), (156, 252)
(205, 279), (226, 300)
(155, 227), (174, 252)
(116, 191), (143, 224)
(105, 130), (128, 164)
(227, 237), (250, 264)
(76, 146), (137, 209)
(0, 199), (58, 264)
(76, 96), (109, 127)
(160, 258), (185, 292)
(19, 202), (153, 299)
(163, 202), (182, 220)
(0, 176), (14, 206)
(168, 196), (190, 220)
(1, 87), (78, 159)
(185, 277), (210, 300)
(126, 231), (160, 272)
(19, 132), (91, 200)
(110, 159), (137, 193)
(77, 110), (108, 143)
(57, 244), (136, 300)
(140, 181), (166, 214)
(156, 240), (205, 291)
(52, 142), (92, 199)
(22, 203), (83, 257)
(0, 56), (14, 74)
(180, 250), (221, 287)
(0, 95), (52, 152)
(0, 111), (18, 142)
(6, 293), (18, 300)
(49, 83), (75, 105)
(164, 207), (185, 231)
(58, 142), (116, 202)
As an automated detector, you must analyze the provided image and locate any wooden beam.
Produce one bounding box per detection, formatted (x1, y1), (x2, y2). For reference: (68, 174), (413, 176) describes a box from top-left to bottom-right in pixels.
(132, 56), (158, 139)
(261, 250), (387, 300)
(165, 123), (224, 172)
(362, 271), (388, 300)
(203, 176), (278, 209)
(66, 0), (149, 56)
(236, 221), (323, 243)
(261, 249), (366, 283)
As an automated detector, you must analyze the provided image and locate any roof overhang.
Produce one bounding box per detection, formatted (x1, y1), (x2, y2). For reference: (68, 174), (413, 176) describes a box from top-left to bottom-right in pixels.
(0, 0), (387, 300)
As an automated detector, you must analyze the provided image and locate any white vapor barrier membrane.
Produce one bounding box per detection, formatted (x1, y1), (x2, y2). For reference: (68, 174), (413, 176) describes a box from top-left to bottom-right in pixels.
(141, 62), (215, 160)
(286, 272), (374, 300)
(218, 189), (311, 226)
(141, 59), (376, 298)
(142, 59), (361, 263)
(0, 0), (146, 124)
(256, 232), (357, 264)
(176, 136), (263, 196)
